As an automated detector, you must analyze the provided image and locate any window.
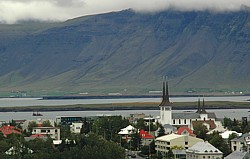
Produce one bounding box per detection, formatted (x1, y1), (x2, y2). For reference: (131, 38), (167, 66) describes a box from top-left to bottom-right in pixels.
(173, 120), (175, 124)
(184, 119), (186, 124)
(179, 119), (181, 124)
(185, 142), (188, 145)
(41, 129), (46, 133)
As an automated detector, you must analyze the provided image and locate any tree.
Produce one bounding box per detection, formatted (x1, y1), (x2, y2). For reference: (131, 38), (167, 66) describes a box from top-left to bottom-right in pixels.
(193, 124), (208, 140)
(207, 132), (231, 156)
(28, 121), (37, 133)
(157, 125), (165, 137)
(42, 120), (52, 127)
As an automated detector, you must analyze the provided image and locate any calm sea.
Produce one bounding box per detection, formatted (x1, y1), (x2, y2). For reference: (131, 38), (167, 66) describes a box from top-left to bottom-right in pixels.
(0, 96), (249, 121)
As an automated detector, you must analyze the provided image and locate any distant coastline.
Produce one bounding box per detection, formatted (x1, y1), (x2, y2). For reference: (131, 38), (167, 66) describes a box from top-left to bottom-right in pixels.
(0, 101), (249, 112)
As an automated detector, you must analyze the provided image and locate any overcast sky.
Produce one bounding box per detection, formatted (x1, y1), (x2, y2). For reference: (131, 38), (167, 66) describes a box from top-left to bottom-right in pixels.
(0, 0), (249, 24)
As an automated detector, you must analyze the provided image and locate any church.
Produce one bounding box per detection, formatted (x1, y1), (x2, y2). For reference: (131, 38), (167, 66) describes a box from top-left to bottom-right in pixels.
(158, 77), (220, 130)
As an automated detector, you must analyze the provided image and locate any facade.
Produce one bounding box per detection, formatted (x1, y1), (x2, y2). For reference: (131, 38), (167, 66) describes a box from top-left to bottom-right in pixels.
(118, 125), (136, 141)
(32, 127), (60, 140)
(70, 122), (83, 134)
(230, 133), (250, 152)
(56, 116), (82, 125)
(159, 78), (218, 130)
(155, 134), (203, 155)
(186, 141), (223, 159)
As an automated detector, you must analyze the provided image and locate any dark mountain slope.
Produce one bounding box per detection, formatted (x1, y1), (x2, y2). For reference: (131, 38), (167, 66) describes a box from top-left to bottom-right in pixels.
(0, 10), (249, 95)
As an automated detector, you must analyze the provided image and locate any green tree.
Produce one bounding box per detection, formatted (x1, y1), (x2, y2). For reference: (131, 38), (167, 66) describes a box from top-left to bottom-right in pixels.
(207, 132), (231, 156)
(157, 125), (165, 137)
(28, 121), (37, 133)
(193, 124), (208, 140)
(42, 120), (52, 127)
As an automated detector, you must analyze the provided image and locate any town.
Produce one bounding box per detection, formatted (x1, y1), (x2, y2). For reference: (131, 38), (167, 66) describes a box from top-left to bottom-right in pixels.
(0, 79), (249, 159)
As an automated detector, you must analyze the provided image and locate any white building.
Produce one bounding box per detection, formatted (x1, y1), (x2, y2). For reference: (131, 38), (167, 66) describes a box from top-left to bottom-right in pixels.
(70, 123), (83, 134)
(159, 78), (218, 130)
(186, 141), (223, 159)
(32, 127), (60, 140)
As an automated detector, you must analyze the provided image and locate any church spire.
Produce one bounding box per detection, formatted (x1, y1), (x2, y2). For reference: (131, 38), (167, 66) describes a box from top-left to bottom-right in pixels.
(196, 98), (201, 113)
(159, 76), (171, 106)
(201, 98), (207, 114)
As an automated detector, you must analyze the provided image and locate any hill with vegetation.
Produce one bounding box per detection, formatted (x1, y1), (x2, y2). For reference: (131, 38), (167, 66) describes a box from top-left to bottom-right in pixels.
(0, 9), (249, 96)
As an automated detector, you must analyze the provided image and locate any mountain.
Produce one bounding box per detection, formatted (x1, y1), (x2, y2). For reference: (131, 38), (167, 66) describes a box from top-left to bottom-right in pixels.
(0, 9), (249, 95)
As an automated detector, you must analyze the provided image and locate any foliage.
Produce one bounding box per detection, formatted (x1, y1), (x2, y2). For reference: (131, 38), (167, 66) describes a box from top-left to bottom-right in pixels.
(42, 120), (52, 127)
(193, 123), (208, 140)
(157, 125), (165, 137)
(28, 121), (37, 133)
(207, 132), (231, 156)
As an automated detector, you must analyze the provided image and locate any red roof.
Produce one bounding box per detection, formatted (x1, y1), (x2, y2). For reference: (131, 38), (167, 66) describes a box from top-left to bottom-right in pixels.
(30, 134), (46, 138)
(0, 125), (22, 137)
(192, 120), (216, 130)
(176, 126), (195, 136)
(37, 124), (43, 127)
(139, 129), (154, 139)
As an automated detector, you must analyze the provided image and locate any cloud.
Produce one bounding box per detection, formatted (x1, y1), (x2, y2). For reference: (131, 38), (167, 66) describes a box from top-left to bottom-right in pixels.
(0, 0), (249, 24)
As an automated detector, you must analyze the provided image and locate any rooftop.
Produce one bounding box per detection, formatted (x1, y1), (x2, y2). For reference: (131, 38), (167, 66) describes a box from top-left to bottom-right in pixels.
(187, 141), (223, 154)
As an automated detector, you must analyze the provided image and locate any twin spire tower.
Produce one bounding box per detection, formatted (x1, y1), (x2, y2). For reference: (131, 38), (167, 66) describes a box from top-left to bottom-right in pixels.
(159, 76), (171, 106)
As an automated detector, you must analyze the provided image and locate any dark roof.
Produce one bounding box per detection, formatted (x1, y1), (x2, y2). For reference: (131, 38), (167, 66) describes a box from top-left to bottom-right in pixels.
(231, 133), (250, 142)
(224, 151), (248, 159)
(172, 112), (200, 119)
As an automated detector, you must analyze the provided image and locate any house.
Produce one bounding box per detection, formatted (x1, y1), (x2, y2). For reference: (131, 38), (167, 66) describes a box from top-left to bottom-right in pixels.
(127, 113), (145, 123)
(0, 125), (22, 137)
(118, 125), (136, 141)
(155, 133), (203, 155)
(139, 129), (154, 146)
(70, 122), (83, 134)
(176, 126), (195, 137)
(230, 133), (250, 152)
(55, 116), (82, 125)
(224, 151), (250, 159)
(219, 130), (242, 139)
(186, 141), (223, 159)
(32, 127), (60, 140)
(22, 118), (55, 131)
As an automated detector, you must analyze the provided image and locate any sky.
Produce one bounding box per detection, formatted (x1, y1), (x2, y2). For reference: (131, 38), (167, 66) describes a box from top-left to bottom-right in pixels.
(0, 0), (249, 24)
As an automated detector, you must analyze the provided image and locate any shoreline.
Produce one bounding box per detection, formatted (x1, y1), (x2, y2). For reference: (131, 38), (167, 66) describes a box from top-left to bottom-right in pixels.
(0, 101), (249, 112)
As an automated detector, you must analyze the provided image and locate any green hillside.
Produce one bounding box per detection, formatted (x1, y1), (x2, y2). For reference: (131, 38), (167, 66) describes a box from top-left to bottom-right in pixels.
(0, 10), (249, 96)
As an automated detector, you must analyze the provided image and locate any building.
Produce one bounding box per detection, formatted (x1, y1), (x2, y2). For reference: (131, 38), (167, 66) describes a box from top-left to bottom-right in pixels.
(139, 129), (154, 146)
(225, 151), (250, 159)
(159, 77), (218, 130)
(219, 130), (242, 139)
(56, 116), (82, 125)
(176, 126), (195, 137)
(230, 133), (250, 152)
(186, 141), (223, 159)
(155, 133), (203, 155)
(70, 122), (83, 134)
(118, 125), (136, 141)
(22, 118), (55, 131)
(32, 127), (60, 140)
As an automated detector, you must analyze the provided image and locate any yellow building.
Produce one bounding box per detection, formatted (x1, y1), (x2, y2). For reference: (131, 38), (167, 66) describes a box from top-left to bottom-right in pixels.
(155, 134), (203, 155)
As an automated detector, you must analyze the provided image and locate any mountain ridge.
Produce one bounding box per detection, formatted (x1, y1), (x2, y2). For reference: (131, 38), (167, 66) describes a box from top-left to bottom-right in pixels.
(0, 9), (249, 95)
